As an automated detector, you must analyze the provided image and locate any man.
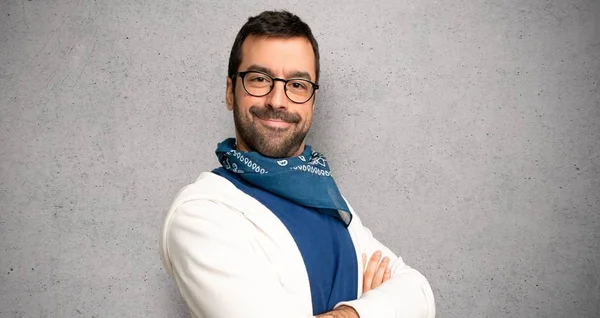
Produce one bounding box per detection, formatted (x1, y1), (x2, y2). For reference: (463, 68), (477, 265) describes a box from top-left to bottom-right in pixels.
(160, 10), (435, 318)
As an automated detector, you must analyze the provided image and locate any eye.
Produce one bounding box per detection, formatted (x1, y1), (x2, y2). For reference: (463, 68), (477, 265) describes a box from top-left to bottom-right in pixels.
(249, 75), (268, 82)
(246, 72), (273, 84)
(289, 80), (309, 90)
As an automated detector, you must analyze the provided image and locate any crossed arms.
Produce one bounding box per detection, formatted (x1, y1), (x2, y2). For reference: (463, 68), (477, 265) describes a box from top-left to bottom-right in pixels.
(161, 199), (435, 318)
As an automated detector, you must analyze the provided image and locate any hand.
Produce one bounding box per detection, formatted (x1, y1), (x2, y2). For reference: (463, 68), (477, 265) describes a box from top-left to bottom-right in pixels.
(362, 250), (391, 293)
(315, 305), (359, 318)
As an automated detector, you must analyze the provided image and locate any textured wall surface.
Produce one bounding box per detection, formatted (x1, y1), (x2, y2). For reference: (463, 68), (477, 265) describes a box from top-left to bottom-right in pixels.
(1, 0), (598, 317)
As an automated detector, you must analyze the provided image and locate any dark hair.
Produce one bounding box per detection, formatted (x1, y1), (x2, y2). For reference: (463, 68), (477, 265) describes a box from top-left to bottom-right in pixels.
(227, 10), (320, 84)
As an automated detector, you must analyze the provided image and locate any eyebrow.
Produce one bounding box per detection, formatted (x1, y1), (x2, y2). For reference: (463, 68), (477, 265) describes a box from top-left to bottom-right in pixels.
(245, 64), (313, 81)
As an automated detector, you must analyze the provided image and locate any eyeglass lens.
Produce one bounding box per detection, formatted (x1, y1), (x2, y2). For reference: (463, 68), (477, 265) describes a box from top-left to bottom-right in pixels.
(242, 71), (314, 103)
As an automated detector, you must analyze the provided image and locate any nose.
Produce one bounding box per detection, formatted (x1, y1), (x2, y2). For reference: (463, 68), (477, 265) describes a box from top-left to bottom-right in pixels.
(264, 80), (288, 109)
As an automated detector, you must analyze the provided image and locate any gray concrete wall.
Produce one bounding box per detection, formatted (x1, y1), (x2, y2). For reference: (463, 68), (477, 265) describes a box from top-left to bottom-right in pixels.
(1, 0), (598, 317)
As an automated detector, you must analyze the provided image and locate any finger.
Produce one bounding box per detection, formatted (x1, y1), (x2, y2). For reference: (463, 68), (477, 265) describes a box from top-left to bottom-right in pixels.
(383, 267), (392, 282)
(371, 256), (390, 289)
(362, 250), (382, 292)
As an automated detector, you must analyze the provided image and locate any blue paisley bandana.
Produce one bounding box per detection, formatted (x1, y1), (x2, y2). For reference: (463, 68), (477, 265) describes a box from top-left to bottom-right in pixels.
(215, 138), (352, 226)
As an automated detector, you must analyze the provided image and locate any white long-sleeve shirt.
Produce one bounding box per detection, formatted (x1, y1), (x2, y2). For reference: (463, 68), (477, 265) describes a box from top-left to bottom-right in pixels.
(160, 171), (436, 318)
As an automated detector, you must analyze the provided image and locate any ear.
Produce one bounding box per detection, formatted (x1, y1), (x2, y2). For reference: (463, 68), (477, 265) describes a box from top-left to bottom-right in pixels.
(226, 76), (234, 111)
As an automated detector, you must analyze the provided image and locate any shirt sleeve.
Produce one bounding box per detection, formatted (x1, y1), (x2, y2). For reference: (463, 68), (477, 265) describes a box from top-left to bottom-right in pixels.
(161, 199), (316, 318)
(334, 212), (436, 318)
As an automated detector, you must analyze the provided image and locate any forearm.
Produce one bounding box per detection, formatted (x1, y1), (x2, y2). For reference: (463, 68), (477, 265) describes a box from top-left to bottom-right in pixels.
(340, 201), (436, 317)
(335, 263), (435, 318)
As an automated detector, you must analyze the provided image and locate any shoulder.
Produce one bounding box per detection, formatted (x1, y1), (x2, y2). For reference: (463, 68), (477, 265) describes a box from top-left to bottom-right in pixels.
(174, 171), (235, 203)
(160, 171), (251, 274)
(163, 171), (251, 231)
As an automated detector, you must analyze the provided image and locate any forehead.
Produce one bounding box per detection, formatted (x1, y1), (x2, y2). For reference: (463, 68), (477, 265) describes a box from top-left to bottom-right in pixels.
(239, 35), (316, 80)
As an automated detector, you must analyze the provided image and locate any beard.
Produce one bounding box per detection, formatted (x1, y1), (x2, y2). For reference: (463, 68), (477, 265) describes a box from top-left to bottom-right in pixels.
(232, 97), (311, 158)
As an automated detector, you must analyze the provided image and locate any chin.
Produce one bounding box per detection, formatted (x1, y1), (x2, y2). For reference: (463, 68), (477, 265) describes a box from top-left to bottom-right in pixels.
(237, 122), (308, 158)
(255, 138), (302, 158)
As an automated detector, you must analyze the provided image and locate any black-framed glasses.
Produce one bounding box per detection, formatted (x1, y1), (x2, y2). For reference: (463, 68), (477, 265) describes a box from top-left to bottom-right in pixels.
(232, 71), (319, 104)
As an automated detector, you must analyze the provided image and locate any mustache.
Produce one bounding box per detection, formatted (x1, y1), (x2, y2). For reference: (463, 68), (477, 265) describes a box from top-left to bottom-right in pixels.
(249, 106), (301, 123)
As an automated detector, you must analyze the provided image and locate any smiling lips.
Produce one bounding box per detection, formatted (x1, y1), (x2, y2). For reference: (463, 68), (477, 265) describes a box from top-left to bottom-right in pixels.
(257, 117), (293, 129)
(249, 106), (298, 130)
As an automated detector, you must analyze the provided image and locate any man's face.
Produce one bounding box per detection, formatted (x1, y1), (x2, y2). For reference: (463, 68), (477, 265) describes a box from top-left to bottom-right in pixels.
(226, 35), (317, 158)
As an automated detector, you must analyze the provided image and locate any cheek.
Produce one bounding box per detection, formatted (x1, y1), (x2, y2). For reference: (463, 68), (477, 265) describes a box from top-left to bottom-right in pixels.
(300, 108), (314, 126)
(235, 94), (258, 114)
(238, 91), (264, 109)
